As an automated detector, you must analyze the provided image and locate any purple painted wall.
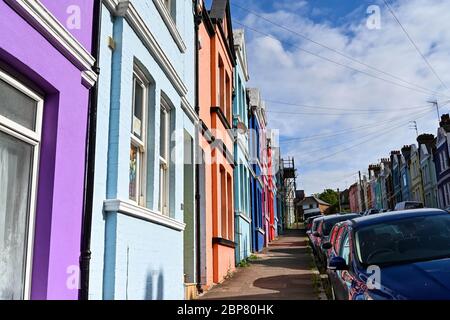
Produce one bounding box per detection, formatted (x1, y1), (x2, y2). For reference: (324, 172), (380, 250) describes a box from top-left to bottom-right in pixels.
(39, 0), (94, 52)
(0, 1), (94, 299)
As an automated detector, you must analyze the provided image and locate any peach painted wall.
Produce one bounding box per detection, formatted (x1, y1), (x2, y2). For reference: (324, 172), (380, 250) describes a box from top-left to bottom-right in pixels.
(198, 2), (235, 287)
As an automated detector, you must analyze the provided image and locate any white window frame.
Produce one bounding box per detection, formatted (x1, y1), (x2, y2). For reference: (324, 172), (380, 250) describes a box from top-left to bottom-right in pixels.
(0, 69), (43, 300)
(163, 0), (172, 11)
(159, 99), (171, 216)
(129, 67), (148, 206)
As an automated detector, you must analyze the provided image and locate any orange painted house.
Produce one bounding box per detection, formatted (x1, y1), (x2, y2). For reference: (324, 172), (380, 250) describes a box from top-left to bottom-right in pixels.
(197, 0), (236, 288)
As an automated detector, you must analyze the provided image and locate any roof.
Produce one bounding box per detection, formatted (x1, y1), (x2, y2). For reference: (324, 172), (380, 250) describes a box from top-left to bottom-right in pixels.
(298, 196), (331, 207)
(313, 196), (331, 206)
(348, 209), (448, 229)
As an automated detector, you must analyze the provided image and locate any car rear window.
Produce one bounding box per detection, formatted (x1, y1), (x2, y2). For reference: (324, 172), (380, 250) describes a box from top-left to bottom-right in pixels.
(405, 202), (424, 209)
(322, 215), (359, 236)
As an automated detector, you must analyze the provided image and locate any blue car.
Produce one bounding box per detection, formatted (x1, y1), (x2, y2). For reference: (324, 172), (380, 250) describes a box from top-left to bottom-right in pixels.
(327, 209), (450, 300)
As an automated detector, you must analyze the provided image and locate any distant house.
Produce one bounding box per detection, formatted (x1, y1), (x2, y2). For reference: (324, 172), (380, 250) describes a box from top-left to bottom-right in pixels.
(339, 189), (351, 212)
(297, 196), (331, 219)
(417, 134), (438, 208)
(434, 115), (450, 209)
(390, 151), (403, 205)
(349, 183), (363, 213)
(410, 144), (424, 203)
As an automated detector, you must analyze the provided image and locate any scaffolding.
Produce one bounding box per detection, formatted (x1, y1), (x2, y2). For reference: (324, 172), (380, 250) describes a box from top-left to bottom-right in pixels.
(280, 157), (297, 229)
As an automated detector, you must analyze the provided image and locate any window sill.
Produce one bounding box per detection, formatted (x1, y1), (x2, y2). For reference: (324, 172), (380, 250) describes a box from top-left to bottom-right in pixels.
(235, 211), (251, 224)
(103, 199), (185, 231)
(152, 0), (186, 53)
(212, 237), (236, 248)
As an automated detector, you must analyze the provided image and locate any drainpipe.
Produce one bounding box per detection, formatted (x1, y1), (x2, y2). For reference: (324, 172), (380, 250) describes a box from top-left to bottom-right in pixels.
(193, 0), (203, 294)
(79, 0), (102, 300)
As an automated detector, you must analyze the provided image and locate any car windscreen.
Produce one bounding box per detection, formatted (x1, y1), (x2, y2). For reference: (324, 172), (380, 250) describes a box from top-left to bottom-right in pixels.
(405, 202), (424, 209)
(311, 219), (323, 232)
(355, 214), (450, 267)
(322, 215), (358, 236)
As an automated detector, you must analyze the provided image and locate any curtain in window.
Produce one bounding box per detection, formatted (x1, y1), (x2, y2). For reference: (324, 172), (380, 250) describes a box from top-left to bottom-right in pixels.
(0, 132), (33, 300)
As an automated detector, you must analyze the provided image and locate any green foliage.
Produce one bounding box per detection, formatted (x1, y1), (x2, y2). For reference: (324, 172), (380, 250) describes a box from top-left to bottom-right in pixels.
(248, 254), (260, 261)
(318, 189), (340, 213)
(237, 260), (250, 268)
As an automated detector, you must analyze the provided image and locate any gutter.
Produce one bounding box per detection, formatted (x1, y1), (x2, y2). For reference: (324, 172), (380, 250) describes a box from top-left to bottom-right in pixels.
(193, 0), (203, 295)
(79, 0), (102, 300)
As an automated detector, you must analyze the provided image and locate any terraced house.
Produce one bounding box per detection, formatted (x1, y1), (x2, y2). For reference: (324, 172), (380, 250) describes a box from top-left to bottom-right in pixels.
(196, 0), (236, 288)
(390, 151), (403, 204)
(400, 145), (412, 202)
(409, 144), (424, 203)
(0, 0), (97, 299)
(232, 29), (251, 265)
(248, 88), (266, 253)
(417, 134), (438, 208)
(434, 115), (450, 209)
(88, 0), (197, 299)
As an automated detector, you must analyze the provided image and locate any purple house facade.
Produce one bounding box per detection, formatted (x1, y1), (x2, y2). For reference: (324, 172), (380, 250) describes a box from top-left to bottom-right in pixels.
(0, 0), (96, 299)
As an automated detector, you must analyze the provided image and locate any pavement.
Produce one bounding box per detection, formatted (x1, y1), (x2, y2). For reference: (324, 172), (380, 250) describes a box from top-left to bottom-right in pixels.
(199, 229), (325, 300)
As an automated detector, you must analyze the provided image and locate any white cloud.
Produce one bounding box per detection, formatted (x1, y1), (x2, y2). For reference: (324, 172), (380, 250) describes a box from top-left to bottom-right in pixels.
(240, 0), (450, 194)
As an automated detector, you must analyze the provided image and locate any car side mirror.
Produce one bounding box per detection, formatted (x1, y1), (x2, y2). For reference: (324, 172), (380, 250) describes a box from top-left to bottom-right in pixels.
(321, 242), (332, 250)
(328, 256), (348, 271)
(313, 231), (321, 237)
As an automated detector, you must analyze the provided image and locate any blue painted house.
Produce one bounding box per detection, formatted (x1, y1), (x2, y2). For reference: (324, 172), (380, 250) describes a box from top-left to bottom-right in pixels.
(434, 115), (450, 209)
(89, 0), (197, 299)
(400, 145), (412, 202)
(248, 88), (265, 253)
(232, 29), (252, 264)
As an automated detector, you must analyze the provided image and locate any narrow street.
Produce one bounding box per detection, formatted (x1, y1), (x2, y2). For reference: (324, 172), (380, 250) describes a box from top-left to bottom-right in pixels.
(199, 230), (325, 300)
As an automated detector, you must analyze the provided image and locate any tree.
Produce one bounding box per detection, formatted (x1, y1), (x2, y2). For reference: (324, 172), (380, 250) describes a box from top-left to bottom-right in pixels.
(318, 189), (339, 213)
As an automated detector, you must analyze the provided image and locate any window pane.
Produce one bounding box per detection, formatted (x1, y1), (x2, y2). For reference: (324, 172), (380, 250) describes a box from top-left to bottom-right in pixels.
(0, 131), (33, 299)
(160, 110), (166, 159)
(132, 81), (144, 139)
(129, 144), (138, 201)
(0, 78), (37, 131)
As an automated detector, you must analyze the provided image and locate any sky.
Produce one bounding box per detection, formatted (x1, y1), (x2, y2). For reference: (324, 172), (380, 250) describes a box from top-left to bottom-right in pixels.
(209, 0), (450, 195)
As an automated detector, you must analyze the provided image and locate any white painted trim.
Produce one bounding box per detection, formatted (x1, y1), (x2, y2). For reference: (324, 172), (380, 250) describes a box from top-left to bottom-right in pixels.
(181, 96), (199, 124)
(5, 0), (97, 87)
(111, 0), (188, 96)
(81, 70), (98, 88)
(235, 211), (251, 224)
(152, 0), (186, 53)
(104, 199), (186, 231)
(0, 69), (43, 300)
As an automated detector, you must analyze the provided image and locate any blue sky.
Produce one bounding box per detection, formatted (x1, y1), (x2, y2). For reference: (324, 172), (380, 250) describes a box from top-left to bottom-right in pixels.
(205, 0), (450, 194)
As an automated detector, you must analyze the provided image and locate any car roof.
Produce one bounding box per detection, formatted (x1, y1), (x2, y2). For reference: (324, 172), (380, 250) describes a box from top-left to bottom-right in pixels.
(347, 209), (448, 229)
(312, 216), (326, 223)
(321, 213), (360, 222)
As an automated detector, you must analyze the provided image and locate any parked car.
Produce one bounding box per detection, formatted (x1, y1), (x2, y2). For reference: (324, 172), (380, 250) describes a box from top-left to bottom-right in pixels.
(304, 211), (321, 221)
(327, 209), (450, 300)
(305, 214), (322, 231)
(315, 213), (360, 267)
(394, 201), (424, 211)
(363, 208), (380, 216)
(322, 222), (345, 261)
(308, 216), (325, 254)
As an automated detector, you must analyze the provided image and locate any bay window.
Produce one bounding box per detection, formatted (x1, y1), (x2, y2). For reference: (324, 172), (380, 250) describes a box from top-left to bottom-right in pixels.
(0, 69), (43, 299)
(129, 68), (148, 205)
